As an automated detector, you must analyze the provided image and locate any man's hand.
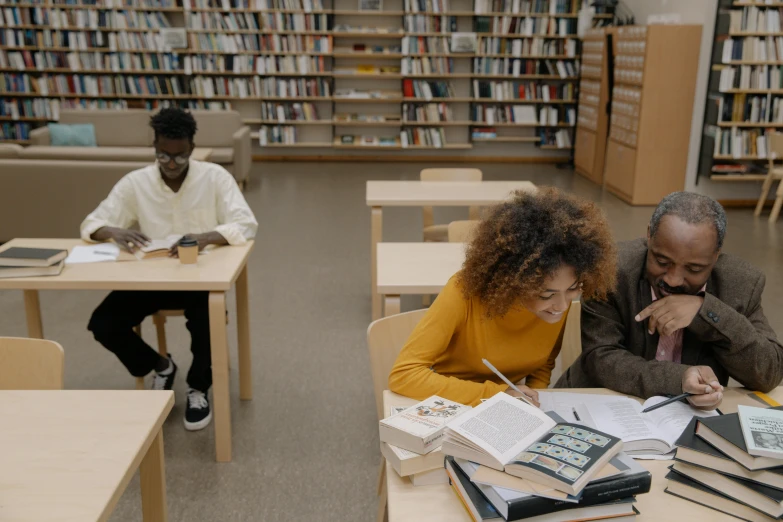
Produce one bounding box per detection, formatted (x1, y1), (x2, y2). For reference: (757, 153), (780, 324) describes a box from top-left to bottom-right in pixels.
(635, 295), (704, 337)
(505, 385), (540, 408)
(168, 232), (225, 257)
(682, 365), (723, 410)
(91, 226), (149, 253)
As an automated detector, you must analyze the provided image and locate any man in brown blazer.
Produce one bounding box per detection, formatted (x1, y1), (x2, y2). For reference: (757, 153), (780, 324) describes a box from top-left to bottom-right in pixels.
(556, 192), (783, 409)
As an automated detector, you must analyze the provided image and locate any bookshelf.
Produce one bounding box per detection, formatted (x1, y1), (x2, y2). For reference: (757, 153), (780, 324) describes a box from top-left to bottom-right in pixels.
(602, 25), (702, 205)
(0, 0), (611, 157)
(707, 1), (783, 181)
(572, 26), (607, 185)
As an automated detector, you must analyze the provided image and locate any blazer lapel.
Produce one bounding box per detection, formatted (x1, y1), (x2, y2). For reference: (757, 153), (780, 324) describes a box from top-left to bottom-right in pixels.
(637, 277), (659, 360)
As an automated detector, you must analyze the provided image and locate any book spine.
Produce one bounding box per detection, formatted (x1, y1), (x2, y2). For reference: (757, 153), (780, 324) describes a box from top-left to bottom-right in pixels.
(506, 472), (652, 521)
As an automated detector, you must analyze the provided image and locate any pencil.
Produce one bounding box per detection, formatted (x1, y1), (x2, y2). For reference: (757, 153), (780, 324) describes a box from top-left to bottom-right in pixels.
(481, 358), (537, 407)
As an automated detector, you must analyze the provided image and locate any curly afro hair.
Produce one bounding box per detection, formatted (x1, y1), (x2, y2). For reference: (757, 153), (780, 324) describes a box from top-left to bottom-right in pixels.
(458, 187), (617, 318)
(150, 107), (197, 142)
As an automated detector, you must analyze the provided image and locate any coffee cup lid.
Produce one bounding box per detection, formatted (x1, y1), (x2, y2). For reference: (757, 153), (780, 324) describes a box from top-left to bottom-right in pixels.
(178, 237), (198, 247)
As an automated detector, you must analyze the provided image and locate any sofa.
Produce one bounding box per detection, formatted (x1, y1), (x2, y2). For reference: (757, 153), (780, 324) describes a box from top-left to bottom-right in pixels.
(25, 109), (251, 188)
(0, 145), (150, 241)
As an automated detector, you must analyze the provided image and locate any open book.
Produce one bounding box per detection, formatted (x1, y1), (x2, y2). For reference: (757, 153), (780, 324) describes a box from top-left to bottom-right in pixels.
(441, 393), (623, 495)
(576, 395), (718, 456)
(134, 235), (182, 260)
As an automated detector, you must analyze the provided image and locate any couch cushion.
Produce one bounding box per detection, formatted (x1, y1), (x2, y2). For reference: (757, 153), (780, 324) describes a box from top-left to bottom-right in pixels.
(206, 147), (234, 164)
(60, 109), (152, 147)
(48, 123), (97, 146)
(21, 146), (155, 162)
(190, 110), (241, 148)
(0, 144), (22, 158)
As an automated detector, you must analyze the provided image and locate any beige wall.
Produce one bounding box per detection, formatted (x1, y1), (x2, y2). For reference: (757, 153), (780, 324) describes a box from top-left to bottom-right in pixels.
(622, 0), (765, 200)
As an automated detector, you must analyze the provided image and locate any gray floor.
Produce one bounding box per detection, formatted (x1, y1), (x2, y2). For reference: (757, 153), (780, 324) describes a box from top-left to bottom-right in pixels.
(1, 163), (781, 521)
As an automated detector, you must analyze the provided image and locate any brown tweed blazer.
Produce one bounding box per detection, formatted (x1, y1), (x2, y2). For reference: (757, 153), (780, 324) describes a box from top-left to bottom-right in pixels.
(555, 238), (783, 398)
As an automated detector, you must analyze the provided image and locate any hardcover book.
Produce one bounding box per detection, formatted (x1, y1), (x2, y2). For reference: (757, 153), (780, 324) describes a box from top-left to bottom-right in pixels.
(379, 395), (469, 454)
(441, 393), (622, 496)
(697, 406), (783, 470)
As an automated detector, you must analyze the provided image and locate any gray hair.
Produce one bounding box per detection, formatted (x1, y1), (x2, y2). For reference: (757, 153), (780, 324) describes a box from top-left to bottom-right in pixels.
(649, 192), (727, 250)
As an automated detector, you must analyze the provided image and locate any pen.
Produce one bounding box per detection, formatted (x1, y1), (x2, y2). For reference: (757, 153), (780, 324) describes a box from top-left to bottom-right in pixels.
(641, 392), (694, 413)
(481, 358), (536, 407)
(572, 408), (581, 421)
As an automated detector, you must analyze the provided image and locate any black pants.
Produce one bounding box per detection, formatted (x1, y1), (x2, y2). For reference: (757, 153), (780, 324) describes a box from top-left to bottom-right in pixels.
(88, 291), (212, 392)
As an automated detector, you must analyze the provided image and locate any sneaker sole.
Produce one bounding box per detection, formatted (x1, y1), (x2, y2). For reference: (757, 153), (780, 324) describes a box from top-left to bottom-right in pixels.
(184, 410), (213, 431)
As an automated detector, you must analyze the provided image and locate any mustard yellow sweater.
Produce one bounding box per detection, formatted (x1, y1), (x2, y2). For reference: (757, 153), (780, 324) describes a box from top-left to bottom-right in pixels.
(388, 275), (567, 406)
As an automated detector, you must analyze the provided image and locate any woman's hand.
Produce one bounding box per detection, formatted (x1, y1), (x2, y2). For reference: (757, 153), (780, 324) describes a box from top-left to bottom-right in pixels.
(505, 385), (540, 407)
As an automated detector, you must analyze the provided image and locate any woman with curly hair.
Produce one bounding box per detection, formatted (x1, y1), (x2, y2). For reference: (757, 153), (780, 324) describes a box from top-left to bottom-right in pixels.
(388, 187), (617, 407)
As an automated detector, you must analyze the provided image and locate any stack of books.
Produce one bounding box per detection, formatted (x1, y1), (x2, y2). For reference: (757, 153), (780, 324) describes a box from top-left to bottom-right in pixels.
(669, 405), (783, 522)
(0, 247), (67, 279)
(381, 394), (652, 521)
(380, 396), (470, 486)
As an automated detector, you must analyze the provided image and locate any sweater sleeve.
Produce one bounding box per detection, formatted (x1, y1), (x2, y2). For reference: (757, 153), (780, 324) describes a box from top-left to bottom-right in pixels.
(388, 278), (508, 406)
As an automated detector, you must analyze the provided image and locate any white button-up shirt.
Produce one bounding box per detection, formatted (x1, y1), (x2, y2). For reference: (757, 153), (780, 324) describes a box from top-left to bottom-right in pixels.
(80, 160), (258, 245)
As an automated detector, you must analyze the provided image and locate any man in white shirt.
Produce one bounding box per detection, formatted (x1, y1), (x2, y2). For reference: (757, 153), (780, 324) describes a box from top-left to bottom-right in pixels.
(82, 108), (258, 431)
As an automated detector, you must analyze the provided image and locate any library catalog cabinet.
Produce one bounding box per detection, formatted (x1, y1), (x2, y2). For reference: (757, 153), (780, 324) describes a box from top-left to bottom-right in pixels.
(603, 24), (702, 205)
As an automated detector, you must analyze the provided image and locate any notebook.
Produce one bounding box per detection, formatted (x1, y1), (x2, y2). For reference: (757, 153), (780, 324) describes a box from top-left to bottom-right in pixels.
(0, 247), (67, 267)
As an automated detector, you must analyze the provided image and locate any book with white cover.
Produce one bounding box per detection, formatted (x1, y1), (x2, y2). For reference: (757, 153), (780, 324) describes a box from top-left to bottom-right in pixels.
(441, 393), (622, 496)
(379, 395), (469, 454)
(381, 406), (445, 476)
(739, 405), (783, 459)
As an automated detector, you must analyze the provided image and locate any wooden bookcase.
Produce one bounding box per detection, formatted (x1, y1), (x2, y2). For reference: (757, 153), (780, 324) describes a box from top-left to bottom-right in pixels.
(0, 0), (612, 156)
(706, 0), (783, 182)
(573, 26), (608, 184)
(602, 24), (702, 205)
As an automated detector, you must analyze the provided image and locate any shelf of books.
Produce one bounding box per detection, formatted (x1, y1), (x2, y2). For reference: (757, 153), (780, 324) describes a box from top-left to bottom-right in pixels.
(0, 0), (612, 156)
(710, 1), (783, 180)
(572, 26), (607, 185)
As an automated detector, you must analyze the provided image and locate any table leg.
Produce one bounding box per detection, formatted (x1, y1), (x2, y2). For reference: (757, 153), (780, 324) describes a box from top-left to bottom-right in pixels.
(139, 429), (168, 522)
(371, 206), (383, 321)
(23, 290), (43, 339)
(236, 264), (252, 401)
(383, 295), (401, 317)
(209, 291), (232, 462)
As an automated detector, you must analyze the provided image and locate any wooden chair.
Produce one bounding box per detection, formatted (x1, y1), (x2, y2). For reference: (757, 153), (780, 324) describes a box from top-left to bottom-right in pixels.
(420, 168), (482, 306)
(134, 310), (230, 389)
(367, 308), (428, 522)
(755, 132), (783, 223)
(447, 220), (480, 243)
(0, 337), (64, 390)
(558, 300), (582, 372)
(420, 168), (483, 243)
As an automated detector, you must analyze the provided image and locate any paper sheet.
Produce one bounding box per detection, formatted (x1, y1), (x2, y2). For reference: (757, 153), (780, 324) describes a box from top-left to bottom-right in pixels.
(65, 244), (120, 265)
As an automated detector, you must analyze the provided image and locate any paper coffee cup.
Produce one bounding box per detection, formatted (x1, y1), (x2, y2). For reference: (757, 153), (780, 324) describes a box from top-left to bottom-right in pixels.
(178, 237), (199, 265)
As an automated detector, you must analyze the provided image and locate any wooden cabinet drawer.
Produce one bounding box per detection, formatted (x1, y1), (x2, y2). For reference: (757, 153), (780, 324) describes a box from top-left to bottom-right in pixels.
(604, 139), (636, 198)
(574, 127), (597, 176)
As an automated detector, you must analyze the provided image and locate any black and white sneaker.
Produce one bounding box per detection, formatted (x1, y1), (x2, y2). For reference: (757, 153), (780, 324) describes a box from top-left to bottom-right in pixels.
(184, 388), (212, 431)
(151, 356), (177, 391)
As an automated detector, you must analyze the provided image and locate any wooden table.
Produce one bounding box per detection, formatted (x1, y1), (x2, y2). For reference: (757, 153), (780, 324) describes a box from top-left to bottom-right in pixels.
(0, 238), (254, 463)
(0, 390), (173, 521)
(366, 180), (536, 320)
(383, 387), (782, 522)
(377, 242), (465, 317)
(192, 148), (213, 162)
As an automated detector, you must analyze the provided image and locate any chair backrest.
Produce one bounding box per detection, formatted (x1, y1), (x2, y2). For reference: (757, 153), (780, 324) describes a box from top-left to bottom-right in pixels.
(61, 109), (152, 147)
(447, 220), (480, 243)
(770, 132), (783, 160)
(420, 169), (484, 228)
(558, 300), (582, 372)
(0, 337), (64, 390)
(367, 309), (428, 420)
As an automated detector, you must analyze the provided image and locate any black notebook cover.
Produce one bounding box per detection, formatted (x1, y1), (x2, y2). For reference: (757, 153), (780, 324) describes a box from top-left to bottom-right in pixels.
(0, 247), (65, 260)
(698, 406), (783, 453)
(453, 457), (650, 521)
(447, 457), (502, 521)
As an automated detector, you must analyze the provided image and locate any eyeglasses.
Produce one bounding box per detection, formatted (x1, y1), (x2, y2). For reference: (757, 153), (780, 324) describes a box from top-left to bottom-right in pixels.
(156, 152), (190, 165)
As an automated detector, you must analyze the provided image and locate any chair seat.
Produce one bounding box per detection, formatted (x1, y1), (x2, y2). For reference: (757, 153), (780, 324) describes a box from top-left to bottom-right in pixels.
(206, 147), (234, 164)
(423, 224), (449, 242)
